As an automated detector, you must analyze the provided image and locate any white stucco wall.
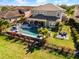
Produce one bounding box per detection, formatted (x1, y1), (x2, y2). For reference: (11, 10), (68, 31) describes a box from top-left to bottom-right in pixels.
(74, 18), (79, 23)
(24, 10), (32, 18)
(74, 6), (79, 23)
(47, 21), (56, 28)
(31, 10), (65, 28)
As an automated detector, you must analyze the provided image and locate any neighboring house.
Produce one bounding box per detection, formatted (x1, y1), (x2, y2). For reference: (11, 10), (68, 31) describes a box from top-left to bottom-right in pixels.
(74, 5), (79, 23)
(14, 6), (33, 18)
(27, 4), (65, 28)
(4, 10), (24, 21)
(0, 11), (7, 19)
(0, 6), (32, 22)
(14, 6), (33, 11)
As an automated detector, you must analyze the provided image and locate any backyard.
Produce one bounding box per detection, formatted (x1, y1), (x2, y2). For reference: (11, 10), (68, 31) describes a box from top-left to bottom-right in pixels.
(0, 19), (77, 59)
(0, 2), (78, 59)
(0, 35), (26, 59)
(0, 35), (73, 59)
(46, 24), (75, 50)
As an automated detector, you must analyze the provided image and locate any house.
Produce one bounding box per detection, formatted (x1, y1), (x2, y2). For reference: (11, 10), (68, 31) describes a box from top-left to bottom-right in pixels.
(0, 6), (33, 22)
(14, 6), (33, 18)
(3, 10), (25, 23)
(14, 6), (33, 11)
(27, 4), (66, 28)
(0, 11), (7, 19)
(74, 5), (79, 23)
(0, 4), (65, 28)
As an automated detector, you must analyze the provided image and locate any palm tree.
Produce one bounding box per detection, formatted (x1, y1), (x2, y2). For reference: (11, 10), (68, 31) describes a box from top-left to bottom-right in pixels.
(17, 16), (26, 24)
(60, 5), (75, 17)
(0, 19), (10, 34)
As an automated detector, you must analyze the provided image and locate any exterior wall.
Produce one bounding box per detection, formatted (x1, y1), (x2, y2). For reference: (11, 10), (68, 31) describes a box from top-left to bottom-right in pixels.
(74, 6), (79, 23)
(17, 18), (20, 21)
(48, 21), (56, 28)
(31, 9), (65, 28)
(11, 18), (16, 22)
(74, 17), (79, 23)
(24, 10), (32, 18)
(5, 17), (19, 23)
(32, 10), (63, 19)
(74, 6), (79, 17)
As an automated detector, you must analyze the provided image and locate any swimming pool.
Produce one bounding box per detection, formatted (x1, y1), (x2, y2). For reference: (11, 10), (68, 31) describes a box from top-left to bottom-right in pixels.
(19, 27), (39, 38)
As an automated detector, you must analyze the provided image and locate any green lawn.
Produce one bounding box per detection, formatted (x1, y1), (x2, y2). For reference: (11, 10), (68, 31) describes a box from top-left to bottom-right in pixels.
(0, 35), (26, 59)
(0, 35), (73, 59)
(25, 50), (68, 59)
(46, 25), (75, 50)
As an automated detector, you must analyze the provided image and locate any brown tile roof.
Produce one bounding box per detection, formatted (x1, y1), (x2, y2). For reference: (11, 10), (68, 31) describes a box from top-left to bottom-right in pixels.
(14, 6), (33, 11)
(0, 6), (33, 19)
(4, 10), (24, 18)
(25, 11), (32, 18)
(32, 4), (66, 11)
(0, 11), (7, 18)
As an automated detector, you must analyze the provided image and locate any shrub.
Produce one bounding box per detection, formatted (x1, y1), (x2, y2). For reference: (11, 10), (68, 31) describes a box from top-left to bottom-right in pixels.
(38, 28), (49, 38)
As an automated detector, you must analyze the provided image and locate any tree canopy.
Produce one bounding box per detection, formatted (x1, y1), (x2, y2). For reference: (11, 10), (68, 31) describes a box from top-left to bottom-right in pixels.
(0, 19), (10, 34)
(1, 7), (9, 11)
(60, 5), (75, 17)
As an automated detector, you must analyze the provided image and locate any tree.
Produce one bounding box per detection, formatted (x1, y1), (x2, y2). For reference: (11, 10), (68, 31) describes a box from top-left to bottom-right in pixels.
(1, 7), (9, 11)
(66, 7), (74, 17)
(60, 4), (68, 10)
(0, 19), (10, 34)
(38, 28), (49, 36)
(17, 16), (26, 24)
(60, 5), (75, 17)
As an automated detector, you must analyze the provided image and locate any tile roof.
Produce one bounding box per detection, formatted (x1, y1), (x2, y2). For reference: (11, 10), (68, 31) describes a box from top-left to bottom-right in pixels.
(4, 10), (24, 19)
(0, 6), (33, 19)
(14, 6), (33, 11)
(0, 11), (7, 18)
(32, 4), (66, 11)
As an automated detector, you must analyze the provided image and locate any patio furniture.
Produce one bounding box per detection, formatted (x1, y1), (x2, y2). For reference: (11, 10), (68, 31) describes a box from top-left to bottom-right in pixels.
(56, 32), (68, 40)
(37, 34), (43, 39)
(11, 26), (18, 32)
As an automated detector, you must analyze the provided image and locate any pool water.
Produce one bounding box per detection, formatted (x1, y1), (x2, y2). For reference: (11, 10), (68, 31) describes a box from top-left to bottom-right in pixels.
(19, 27), (38, 38)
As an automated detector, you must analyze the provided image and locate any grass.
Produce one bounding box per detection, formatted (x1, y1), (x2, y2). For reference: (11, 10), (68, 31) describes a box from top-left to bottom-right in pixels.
(0, 35), (74, 59)
(0, 35), (26, 59)
(46, 25), (75, 50)
(25, 49), (68, 59)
